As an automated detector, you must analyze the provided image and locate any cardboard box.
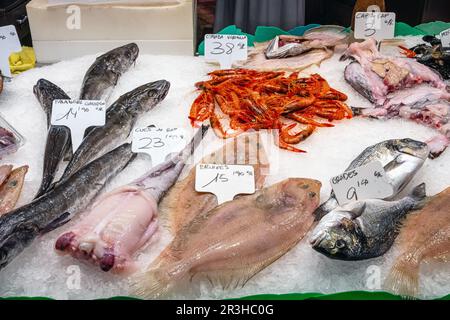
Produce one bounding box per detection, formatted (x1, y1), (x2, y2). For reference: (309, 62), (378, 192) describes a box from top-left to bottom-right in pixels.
(27, 0), (194, 63)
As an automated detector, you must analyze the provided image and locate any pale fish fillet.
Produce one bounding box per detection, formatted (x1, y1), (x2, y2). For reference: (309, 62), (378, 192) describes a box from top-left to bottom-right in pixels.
(235, 42), (333, 72)
(0, 165), (13, 187)
(0, 166), (28, 216)
(160, 133), (269, 234)
(131, 178), (321, 299)
(384, 187), (450, 298)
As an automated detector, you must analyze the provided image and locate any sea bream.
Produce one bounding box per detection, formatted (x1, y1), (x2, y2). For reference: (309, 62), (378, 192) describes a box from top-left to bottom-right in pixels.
(310, 183), (427, 261)
(55, 126), (208, 272)
(132, 178), (321, 299)
(314, 138), (429, 220)
(0, 143), (135, 271)
(59, 80), (170, 183)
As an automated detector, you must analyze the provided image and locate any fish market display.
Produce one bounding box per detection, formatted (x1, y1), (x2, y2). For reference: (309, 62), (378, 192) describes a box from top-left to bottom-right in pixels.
(190, 69), (351, 152)
(0, 143), (135, 270)
(314, 138), (429, 220)
(384, 187), (450, 298)
(132, 178), (321, 298)
(0, 166), (28, 216)
(33, 79), (72, 198)
(59, 80), (170, 182)
(310, 183), (427, 261)
(162, 133), (269, 234)
(79, 43), (139, 101)
(55, 126), (208, 272)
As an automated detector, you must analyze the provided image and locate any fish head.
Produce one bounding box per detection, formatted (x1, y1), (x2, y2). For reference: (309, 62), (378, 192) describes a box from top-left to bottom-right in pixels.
(393, 138), (429, 160)
(128, 80), (171, 110)
(0, 222), (38, 270)
(310, 213), (364, 260)
(107, 43), (140, 73)
(33, 79), (69, 106)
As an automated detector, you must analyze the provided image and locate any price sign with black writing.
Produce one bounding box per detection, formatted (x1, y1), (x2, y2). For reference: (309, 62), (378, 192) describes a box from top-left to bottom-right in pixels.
(440, 28), (450, 48)
(132, 126), (187, 165)
(0, 25), (21, 78)
(195, 164), (255, 204)
(51, 100), (106, 151)
(204, 34), (248, 69)
(330, 161), (393, 205)
(354, 12), (396, 41)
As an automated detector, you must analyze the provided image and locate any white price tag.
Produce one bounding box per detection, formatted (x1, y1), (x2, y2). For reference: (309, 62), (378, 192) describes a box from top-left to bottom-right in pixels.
(132, 126), (187, 165)
(440, 28), (450, 48)
(51, 100), (106, 151)
(205, 34), (248, 69)
(195, 164), (255, 204)
(331, 161), (394, 205)
(354, 12), (396, 41)
(0, 25), (21, 78)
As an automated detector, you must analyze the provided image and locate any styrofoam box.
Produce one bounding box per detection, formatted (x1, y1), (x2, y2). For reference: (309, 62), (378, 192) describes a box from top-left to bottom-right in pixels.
(26, 0), (194, 63)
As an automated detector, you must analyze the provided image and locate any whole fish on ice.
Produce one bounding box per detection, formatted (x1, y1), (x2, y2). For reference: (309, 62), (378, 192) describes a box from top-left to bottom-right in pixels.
(0, 143), (135, 271)
(310, 183), (427, 260)
(55, 125), (208, 272)
(0, 166), (28, 216)
(132, 178), (321, 299)
(384, 187), (450, 298)
(314, 138), (429, 220)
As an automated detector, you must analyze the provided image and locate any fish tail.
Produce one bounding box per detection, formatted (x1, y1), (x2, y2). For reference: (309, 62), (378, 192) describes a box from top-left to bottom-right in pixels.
(384, 256), (420, 299)
(409, 183), (427, 210)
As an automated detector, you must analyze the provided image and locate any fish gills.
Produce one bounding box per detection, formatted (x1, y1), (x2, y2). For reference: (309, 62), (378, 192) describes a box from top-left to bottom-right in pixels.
(132, 178), (321, 299)
(0, 166), (28, 216)
(384, 187), (450, 298)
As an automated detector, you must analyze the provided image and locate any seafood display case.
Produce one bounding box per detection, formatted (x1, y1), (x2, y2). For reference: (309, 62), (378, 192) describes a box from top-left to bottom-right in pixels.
(0, 0), (449, 303)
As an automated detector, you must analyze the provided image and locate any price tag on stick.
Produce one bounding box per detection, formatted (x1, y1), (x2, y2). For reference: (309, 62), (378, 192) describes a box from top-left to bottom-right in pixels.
(51, 100), (106, 151)
(132, 126), (187, 165)
(330, 161), (394, 206)
(204, 34), (248, 69)
(440, 28), (450, 49)
(195, 164), (255, 204)
(0, 25), (21, 78)
(354, 12), (396, 41)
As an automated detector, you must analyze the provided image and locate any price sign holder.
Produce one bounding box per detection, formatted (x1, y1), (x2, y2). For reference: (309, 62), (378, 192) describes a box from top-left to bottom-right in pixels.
(330, 161), (394, 206)
(440, 28), (450, 49)
(132, 126), (187, 166)
(195, 164), (255, 204)
(204, 34), (248, 69)
(51, 100), (106, 151)
(354, 12), (396, 41)
(0, 25), (21, 78)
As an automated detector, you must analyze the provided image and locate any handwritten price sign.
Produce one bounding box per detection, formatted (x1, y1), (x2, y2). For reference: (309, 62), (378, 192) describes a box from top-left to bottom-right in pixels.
(205, 34), (248, 69)
(195, 164), (255, 204)
(51, 100), (106, 151)
(132, 126), (187, 165)
(0, 25), (21, 78)
(354, 12), (396, 41)
(440, 28), (450, 48)
(330, 161), (394, 205)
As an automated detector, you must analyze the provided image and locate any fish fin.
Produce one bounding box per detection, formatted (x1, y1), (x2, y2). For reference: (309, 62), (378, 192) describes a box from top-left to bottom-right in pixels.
(313, 196), (338, 221)
(384, 256), (420, 299)
(409, 183), (427, 210)
(341, 201), (366, 218)
(40, 212), (71, 234)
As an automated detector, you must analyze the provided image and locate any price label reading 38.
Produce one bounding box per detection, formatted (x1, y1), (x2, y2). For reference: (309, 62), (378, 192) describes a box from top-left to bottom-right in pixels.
(205, 34), (248, 69)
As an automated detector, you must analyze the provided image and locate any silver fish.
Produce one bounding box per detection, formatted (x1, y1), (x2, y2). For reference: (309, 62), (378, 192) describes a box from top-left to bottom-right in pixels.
(0, 143), (135, 271)
(314, 138), (429, 220)
(59, 80), (170, 183)
(310, 183), (427, 260)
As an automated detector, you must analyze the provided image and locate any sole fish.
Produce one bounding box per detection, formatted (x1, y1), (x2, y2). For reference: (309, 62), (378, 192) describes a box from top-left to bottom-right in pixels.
(0, 143), (135, 271)
(384, 187), (450, 298)
(161, 133), (269, 234)
(59, 80), (170, 183)
(0, 166), (28, 216)
(131, 178), (321, 299)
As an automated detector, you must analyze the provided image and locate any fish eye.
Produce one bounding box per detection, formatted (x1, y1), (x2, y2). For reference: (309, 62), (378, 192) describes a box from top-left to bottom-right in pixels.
(335, 239), (346, 249)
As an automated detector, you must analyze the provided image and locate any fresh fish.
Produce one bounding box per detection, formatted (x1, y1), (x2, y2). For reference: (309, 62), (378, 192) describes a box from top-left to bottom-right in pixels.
(79, 43), (139, 101)
(310, 183), (427, 261)
(59, 80), (170, 183)
(384, 187), (450, 298)
(161, 133), (269, 234)
(55, 125), (208, 272)
(408, 36), (450, 80)
(314, 138), (429, 220)
(33, 79), (72, 198)
(0, 143), (135, 271)
(0, 166), (28, 216)
(0, 165), (12, 186)
(131, 178), (321, 298)
(0, 127), (17, 155)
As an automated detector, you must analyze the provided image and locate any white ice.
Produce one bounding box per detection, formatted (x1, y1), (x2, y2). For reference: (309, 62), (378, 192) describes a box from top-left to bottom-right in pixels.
(0, 36), (448, 299)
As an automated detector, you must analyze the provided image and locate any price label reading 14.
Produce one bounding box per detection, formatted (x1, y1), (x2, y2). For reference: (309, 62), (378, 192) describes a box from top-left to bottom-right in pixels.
(330, 161), (394, 205)
(205, 34), (248, 69)
(195, 164), (255, 204)
(354, 12), (396, 41)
